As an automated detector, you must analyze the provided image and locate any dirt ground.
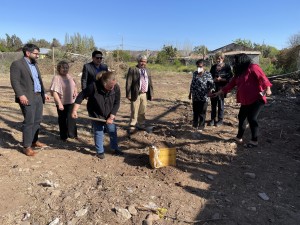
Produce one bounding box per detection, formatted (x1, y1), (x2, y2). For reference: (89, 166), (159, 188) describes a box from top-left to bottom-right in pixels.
(0, 67), (300, 225)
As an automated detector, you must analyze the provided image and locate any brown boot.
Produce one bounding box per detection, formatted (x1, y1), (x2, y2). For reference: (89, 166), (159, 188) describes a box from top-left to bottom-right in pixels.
(31, 141), (48, 148)
(23, 147), (36, 156)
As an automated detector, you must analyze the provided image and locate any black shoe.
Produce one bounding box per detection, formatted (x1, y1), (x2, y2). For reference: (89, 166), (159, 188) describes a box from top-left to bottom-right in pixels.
(216, 120), (223, 127)
(96, 153), (105, 159)
(208, 120), (215, 126)
(114, 149), (124, 156)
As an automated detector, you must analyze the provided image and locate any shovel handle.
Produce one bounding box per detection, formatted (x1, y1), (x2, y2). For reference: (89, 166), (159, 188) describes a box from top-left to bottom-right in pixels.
(78, 114), (126, 126)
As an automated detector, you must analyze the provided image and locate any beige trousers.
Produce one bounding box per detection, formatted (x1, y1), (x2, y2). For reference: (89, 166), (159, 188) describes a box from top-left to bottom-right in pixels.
(129, 93), (147, 127)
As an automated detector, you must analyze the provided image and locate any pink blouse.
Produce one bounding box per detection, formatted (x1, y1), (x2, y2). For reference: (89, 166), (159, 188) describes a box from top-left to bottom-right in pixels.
(50, 74), (77, 105)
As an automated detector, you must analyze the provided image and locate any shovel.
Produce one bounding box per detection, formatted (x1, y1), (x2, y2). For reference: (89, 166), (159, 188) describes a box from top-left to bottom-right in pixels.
(79, 114), (126, 126)
(79, 114), (154, 133)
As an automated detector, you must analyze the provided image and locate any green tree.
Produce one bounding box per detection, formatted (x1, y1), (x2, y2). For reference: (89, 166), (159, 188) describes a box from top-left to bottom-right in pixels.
(27, 38), (51, 48)
(253, 43), (279, 58)
(64, 32), (96, 54)
(276, 45), (300, 73)
(5, 34), (23, 51)
(193, 45), (208, 56)
(51, 38), (61, 48)
(112, 50), (131, 62)
(233, 38), (253, 49)
(155, 45), (178, 64)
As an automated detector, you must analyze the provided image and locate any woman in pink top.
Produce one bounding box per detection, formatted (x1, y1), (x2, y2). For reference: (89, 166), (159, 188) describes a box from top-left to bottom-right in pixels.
(213, 53), (272, 148)
(50, 61), (78, 141)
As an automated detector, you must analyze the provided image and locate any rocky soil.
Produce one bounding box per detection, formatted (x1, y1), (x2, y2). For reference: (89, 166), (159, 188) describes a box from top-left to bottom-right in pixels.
(0, 67), (299, 225)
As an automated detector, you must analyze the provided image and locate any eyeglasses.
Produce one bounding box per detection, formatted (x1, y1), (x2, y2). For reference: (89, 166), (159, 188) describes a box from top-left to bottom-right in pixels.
(95, 57), (103, 59)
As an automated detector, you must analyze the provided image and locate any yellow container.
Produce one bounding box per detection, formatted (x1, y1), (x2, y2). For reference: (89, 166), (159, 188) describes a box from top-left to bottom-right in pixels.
(149, 146), (176, 169)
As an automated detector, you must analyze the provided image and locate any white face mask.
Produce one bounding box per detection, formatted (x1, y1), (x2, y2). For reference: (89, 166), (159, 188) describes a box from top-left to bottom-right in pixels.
(197, 67), (203, 73)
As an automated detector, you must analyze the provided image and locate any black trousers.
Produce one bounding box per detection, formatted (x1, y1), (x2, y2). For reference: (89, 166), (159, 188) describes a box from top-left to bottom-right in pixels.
(236, 99), (264, 142)
(56, 104), (77, 140)
(20, 94), (43, 147)
(210, 97), (224, 121)
(192, 101), (208, 129)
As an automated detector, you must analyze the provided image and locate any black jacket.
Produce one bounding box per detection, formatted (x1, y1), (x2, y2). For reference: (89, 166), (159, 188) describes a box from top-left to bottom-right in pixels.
(75, 81), (120, 120)
(81, 62), (108, 90)
(210, 63), (233, 91)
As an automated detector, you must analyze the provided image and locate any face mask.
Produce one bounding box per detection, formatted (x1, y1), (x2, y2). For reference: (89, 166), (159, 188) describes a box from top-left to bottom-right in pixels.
(197, 67), (203, 73)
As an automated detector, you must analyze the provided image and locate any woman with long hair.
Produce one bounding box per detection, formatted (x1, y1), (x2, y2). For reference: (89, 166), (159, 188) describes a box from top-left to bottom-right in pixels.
(212, 53), (272, 148)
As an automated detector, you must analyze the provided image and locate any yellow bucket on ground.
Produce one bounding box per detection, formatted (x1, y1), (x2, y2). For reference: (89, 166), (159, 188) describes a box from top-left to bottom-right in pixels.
(149, 146), (176, 169)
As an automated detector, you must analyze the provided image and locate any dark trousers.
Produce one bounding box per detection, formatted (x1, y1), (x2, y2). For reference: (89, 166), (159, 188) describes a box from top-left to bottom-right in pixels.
(210, 97), (224, 121)
(20, 94), (43, 147)
(192, 101), (208, 129)
(237, 100), (264, 142)
(56, 104), (77, 140)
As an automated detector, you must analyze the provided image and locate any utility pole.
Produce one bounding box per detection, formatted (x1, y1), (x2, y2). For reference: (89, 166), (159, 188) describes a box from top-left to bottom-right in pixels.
(121, 36), (123, 50)
(52, 47), (55, 75)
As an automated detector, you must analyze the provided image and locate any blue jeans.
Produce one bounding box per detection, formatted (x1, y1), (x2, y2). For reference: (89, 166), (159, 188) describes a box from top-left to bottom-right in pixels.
(92, 121), (119, 153)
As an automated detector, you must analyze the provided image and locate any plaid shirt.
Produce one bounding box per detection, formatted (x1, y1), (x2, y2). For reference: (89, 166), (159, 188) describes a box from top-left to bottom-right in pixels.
(190, 71), (214, 102)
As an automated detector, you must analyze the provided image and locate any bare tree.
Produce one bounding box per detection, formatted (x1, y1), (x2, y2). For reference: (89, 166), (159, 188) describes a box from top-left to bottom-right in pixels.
(288, 32), (300, 48)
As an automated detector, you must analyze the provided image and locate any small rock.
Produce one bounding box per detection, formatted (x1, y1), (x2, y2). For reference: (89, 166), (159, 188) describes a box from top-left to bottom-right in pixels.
(247, 207), (257, 211)
(115, 207), (131, 220)
(244, 172), (256, 179)
(48, 218), (60, 225)
(258, 192), (270, 201)
(21, 212), (31, 221)
(207, 175), (214, 180)
(127, 205), (138, 215)
(39, 180), (59, 188)
(75, 208), (88, 217)
(146, 214), (160, 221)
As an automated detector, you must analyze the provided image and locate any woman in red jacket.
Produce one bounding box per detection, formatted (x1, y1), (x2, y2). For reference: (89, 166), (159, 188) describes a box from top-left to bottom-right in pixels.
(212, 53), (272, 148)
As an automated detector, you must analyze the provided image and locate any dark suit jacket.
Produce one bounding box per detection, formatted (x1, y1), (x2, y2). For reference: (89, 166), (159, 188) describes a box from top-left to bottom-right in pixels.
(81, 62), (108, 90)
(10, 58), (45, 104)
(125, 66), (154, 102)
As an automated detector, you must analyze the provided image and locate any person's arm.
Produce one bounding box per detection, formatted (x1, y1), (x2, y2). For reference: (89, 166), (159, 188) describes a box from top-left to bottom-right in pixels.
(111, 84), (121, 116)
(225, 64), (233, 82)
(188, 74), (195, 99)
(251, 64), (273, 92)
(52, 91), (64, 110)
(10, 61), (29, 105)
(81, 64), (88, 90)
(125, 68), (133, 100)
(71, 103), (80, 119)
(213, 76), (237, 97)
(73, 78), (78, 99)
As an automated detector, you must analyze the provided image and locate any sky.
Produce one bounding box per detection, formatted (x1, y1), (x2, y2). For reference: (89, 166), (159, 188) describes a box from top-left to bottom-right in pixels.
(1, 0), (299, 51)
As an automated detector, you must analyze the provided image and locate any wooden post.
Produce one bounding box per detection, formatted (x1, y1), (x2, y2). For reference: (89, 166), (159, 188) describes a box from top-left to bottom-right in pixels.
(52, 47), (55, 75)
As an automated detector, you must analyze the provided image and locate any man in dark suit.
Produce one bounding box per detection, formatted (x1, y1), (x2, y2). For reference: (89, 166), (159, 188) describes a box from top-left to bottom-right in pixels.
(81, 50), (108, 90)
(10, 43), (50, 156)
(126, 55), (154, 131)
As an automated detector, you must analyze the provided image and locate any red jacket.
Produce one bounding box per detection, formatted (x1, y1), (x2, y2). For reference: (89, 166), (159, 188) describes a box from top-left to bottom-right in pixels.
(222, 64), (272, 105)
